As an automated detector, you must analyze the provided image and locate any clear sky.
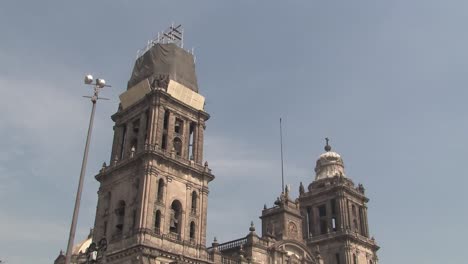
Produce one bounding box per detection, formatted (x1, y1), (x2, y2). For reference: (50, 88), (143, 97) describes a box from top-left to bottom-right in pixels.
(1, 1), (467, 263)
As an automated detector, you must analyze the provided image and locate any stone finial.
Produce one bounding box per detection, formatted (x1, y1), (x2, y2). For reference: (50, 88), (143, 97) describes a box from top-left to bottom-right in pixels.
(357, 183), (365, 194)
(130, 146), (136, 158)
(249, 221), (255, 232)
(212, 236), (219, 248)
(324, 137), (331, 152)
(299, 182), (305, 196)
(204, 161), (209, 167)
(100, 162), (107, 173)
(263, 204), (267, 210)
(113, 155), (119, 166)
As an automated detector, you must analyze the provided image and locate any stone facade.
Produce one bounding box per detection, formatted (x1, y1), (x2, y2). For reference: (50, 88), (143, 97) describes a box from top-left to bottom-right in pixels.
(56, 40), (379, 264)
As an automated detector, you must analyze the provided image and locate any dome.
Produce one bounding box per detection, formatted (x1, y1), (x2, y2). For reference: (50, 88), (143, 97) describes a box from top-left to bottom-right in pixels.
(314, 140), (346, 180)
(72, 236), (92, 255)
(72, 228), (93, 255)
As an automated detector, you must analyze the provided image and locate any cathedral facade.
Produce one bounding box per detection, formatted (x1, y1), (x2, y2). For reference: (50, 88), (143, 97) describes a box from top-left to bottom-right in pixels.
(55, 32), (379, 264)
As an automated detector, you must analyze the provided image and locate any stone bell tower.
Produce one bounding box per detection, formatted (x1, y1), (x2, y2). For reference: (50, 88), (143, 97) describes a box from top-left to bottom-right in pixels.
(298, 140), (379, 264)
(91, 26), (215, 264)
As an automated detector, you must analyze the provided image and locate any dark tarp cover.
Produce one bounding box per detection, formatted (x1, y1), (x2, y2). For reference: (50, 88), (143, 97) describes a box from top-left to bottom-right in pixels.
(127, 43), (198, 92)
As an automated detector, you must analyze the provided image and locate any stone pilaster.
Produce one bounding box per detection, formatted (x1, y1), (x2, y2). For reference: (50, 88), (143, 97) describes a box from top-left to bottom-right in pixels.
(167, 112), (175, 153)
(196, 122), (205, 164)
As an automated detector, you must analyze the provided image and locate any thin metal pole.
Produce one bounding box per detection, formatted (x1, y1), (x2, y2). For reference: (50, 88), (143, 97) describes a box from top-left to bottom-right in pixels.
(65, 92), (98, 264)
(280, 118), (284, 193)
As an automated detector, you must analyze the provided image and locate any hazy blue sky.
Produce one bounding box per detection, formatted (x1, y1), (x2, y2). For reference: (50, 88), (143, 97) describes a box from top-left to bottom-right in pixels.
(1, 1), (467, 263)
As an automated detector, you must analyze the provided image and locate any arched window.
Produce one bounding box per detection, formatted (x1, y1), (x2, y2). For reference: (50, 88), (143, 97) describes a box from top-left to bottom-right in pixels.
(115, 200), (126, 234)
(353, 254), (357, 264)
(169, 200), (182, 234)
(191, 191), (198, 214)
(154, 210), (161, 234)
(352, 204), (357, 217)
(189, 221), (196, 240)
(157, 179), (164, 202)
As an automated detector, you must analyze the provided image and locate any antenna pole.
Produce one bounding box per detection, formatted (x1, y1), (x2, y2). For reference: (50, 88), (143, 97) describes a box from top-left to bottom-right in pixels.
(280, 118), (285, 193)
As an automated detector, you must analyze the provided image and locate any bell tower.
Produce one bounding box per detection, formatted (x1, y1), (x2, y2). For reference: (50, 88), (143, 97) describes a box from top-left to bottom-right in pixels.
(92, 25), (215, 264)
(299, 140), (379, 264)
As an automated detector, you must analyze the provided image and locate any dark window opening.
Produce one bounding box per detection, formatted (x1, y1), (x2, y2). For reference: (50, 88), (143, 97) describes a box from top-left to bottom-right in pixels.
(331, 199), (336, 215)
(115, 200), (126, 233)
(335, 253), (340, 264)
(104, 192), (111, 213)
(169, 200), (182, 234)
(320, 219), (328, 235)
(173, 137), (182, 156)
(103, 221), (107, 236)
(132, 210), (137, 230)
(157, 179), (164, 202)
(191, 191), (198, 213)
(162, 134), (167, 150)
(352, 204), (357, 217)
(189, 221), (195, 239)
(353, 219), (359, 231)
(318, 205), (327, 217)
(163, 111), (169, 130)
(353, 254), (357, 264)
(132, 119), (140, 133)
(155, 210), (161, 232)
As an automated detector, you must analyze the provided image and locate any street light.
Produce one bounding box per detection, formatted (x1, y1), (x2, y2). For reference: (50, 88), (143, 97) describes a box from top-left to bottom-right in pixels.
(65, 75), (111, 264)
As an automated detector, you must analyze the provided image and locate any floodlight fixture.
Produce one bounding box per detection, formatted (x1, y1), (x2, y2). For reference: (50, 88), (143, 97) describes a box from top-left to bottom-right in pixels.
(96, 78), (106, 88)
(84, 74), (94, 85)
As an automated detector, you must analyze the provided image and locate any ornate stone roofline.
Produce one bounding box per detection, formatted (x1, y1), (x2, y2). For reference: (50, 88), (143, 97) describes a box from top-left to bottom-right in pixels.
(96, 143), (214, 182)
(112, 88), (209, 124)
(306, 230), (379, 251)
(300, 176), (369, 203)
(105, 244), (213, 264)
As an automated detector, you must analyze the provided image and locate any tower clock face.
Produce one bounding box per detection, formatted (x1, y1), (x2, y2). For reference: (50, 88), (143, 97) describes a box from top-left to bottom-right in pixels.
(288, 221), (298, 238)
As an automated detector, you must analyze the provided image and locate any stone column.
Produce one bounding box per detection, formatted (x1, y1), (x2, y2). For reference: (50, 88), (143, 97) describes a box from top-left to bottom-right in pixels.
(337, 193), (348, 231)
(153, 106), (165, 148)
(362, 206), (369, 237)
(146, 103), (156, 145)
(343, 246), (352, 264)
(167, 112), (175, 153)
(139, 168), (151, 231)
(185, 184), (191, 241)
(123, 121), (133, 159)
(195, 122), (205, 164)
(326, 200), (333, 232)
(110, 125), (123, 163)
(138, 111), (147, 152)
(200, 186), (209, 247)
(192, 123), (199, 162)
(182, 119), (190, 159)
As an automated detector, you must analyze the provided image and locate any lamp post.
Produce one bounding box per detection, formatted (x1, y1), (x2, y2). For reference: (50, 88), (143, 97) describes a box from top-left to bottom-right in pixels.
(65, 75), (110, 264)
